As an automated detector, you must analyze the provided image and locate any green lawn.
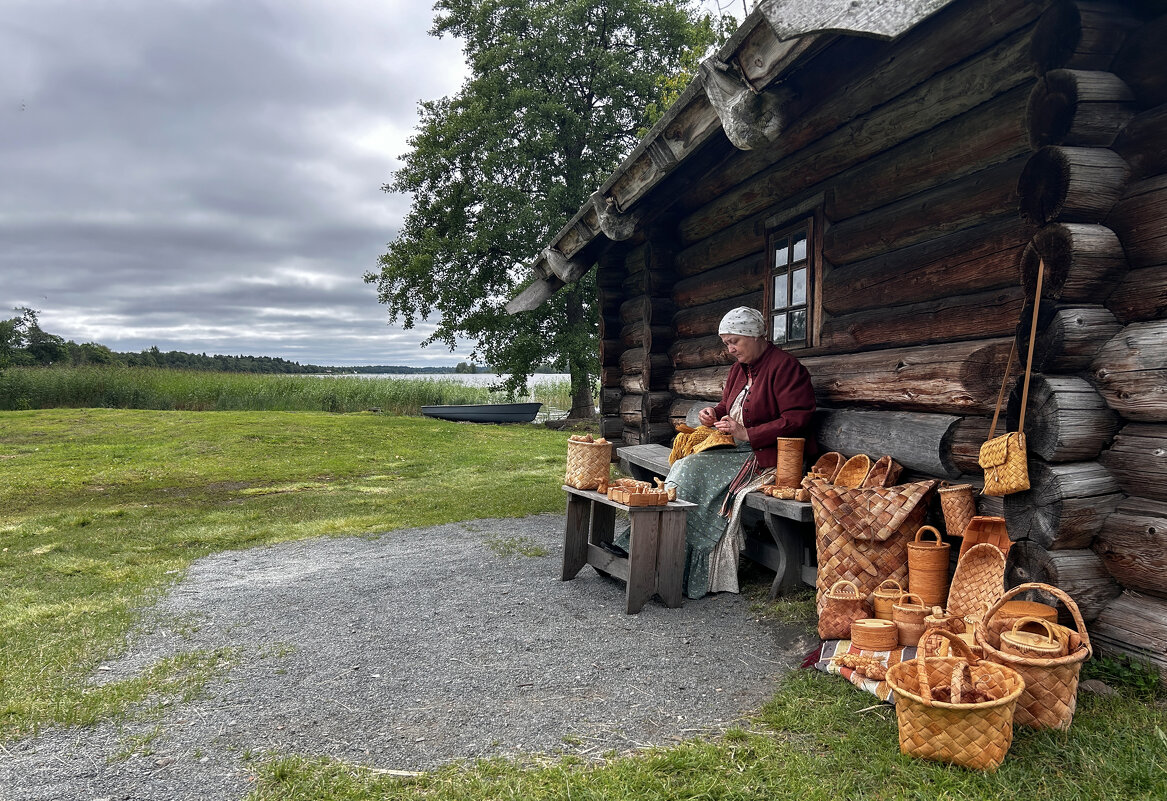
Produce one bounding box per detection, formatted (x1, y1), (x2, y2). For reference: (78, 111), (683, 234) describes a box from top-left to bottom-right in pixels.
(1, 408), (1164, 801)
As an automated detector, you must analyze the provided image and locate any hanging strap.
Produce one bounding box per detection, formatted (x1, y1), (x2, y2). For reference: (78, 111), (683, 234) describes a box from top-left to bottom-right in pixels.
(987, 259), (1045, 440)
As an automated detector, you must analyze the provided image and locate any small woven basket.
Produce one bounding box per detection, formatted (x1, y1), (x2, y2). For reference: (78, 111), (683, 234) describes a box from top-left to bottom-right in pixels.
(907, 525), (950, 608)
(1000, 616), (1068, 659)
(982, 599), (1059, 649)
(959, 516), (1012, 559)
(851, 618), (899, 651)
(775, 437), (806, 488)
(976, 582), (1092, 731)
(834, 454), (872, 488)
(921, 607), (966, 656)
(946, 542), (1006, 625)
(893, 592), (930, 647)
(811, 451), (844, 483)
(862, 455), (903, 488)
(885, 630), (1024, 771)
(818, 579), (869, 640)
(564, 438), (611, 490)
(938, 482), (977, 539)
(872, 578), (904, 621)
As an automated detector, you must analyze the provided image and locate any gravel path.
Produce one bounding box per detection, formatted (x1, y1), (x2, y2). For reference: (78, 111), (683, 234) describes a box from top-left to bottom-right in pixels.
(0, 514), (814, 801)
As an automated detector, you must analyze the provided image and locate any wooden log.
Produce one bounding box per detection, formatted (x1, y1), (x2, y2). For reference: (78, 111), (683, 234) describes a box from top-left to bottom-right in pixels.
(1092, 322), (1167, 422)
(1003, 460), (1122, 550)
(1094, 496), (1167, 598)
(675, 212), (765, 277)
(674, 0), (1043, 239)
(619, 373), (645, 394)
(621, 426), (641, 446)
(1100, 423), (1167, 502)
(669, 335), (734, 371)
(821, 214), (1032, 316)
(673, 291), (765, 338)
(949, 416), (992, 476)
(669, 397), (706, 428)
(669, 365), (730, 402)
(601, 416), (623, 440)
(1021, 306), (1123, 372)
(813, 408), (962, 478)
(600, 338), (622, 367)
(619, 296), (676, 326)
(622, 268), (673, 297)
(619, 324), (673, 350)
(1008, 374), (1120, 463)
(1004, 541), (1121, 622)
(638, 421), (674, 445)
(1105, 174), (1167, 271)
(1090, 592), (1167, 682)
(1111, 12), (1167, 108)
(1107, 266), (1167, 323)
(1030, 1), (1141, 73)
(1026, 69), (1135, 148)
(801, 338), (1016, 415)
(1112, 102), (1167, 180)
(1019, 223), (1127, 303)
(823, 157), (1027, 267)
(673, 253), (766, 310)
(818, 287), (1024, 352)
(1017, 146), (1130, 225)
(619, 347), (646, 376)
(619, 392), (673, 425)
(600, 388), (622, 417)
(600, 365), (622, 388)
(598, 312), (621, 342)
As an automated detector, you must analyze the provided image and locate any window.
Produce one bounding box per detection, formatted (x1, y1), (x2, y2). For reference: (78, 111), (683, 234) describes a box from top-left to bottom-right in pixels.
(765, 217), (815, 348)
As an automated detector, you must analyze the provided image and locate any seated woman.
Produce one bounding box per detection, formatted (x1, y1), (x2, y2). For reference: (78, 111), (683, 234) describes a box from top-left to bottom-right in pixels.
(620, 307), (815, 599)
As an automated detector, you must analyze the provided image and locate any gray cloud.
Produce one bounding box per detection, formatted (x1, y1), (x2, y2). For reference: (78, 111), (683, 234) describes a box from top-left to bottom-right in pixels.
(1, 0), (473, 366)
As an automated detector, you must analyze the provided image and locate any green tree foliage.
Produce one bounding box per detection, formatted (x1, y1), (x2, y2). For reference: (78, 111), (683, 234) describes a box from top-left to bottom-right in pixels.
(366, 0), (717, 416)
(1, 308), (66, 368)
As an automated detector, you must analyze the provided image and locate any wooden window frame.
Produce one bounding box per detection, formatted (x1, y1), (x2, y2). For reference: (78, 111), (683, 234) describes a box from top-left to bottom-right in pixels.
(763, 214), (820, 351)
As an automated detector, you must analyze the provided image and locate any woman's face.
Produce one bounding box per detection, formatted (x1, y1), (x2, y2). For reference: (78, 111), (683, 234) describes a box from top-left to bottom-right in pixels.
(720, 334), (767, 365)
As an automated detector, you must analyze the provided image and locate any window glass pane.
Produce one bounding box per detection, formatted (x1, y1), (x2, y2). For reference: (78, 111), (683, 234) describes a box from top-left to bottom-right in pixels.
(792, 233), (807, 263)
(771, 313), (786, 343)
(790, 309), (806, 342)
(773, 238), (788, 268)
(772, 273), (788, 308)
(792, 267), (807, 305)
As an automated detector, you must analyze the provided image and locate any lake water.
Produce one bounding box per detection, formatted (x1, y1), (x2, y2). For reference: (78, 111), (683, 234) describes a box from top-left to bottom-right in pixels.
(337, 373), (571, 387)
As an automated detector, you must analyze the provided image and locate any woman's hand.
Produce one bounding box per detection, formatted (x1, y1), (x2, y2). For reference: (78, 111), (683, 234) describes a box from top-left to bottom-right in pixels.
(697, 406), (718, 426)
(714, 415), (746, 440)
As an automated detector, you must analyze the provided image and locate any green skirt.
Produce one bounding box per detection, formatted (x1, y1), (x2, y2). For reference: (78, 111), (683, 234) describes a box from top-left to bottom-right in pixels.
(615, 443), (752, 599)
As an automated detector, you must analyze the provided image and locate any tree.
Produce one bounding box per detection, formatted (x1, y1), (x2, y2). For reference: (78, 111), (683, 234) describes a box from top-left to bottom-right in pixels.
(0, 308), (66, 368)
(366, 0), (718, 417)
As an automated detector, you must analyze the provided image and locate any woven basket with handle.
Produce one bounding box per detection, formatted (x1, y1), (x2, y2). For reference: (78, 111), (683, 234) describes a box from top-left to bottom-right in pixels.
(1000, 616), (1068, 659)
(976, 582), (1092, 731)
(807, 478), (938, 614)
(862, 455), (903, 488)
(818, 579), (869, 640)
(893, 592), (930, 647)
(872, 578), (904, 621)
(938, 482), (976, 539)
(885, 629), (1024, 771)
(907, 525), (950, 608)
(811, 451), (844, 483)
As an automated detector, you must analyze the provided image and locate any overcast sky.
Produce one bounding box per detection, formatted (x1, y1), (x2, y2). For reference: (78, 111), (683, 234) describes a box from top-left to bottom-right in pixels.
(2, 0), (738, 368)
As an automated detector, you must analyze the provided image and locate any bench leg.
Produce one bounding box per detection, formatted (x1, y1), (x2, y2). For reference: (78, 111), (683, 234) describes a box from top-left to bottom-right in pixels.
(562, 493), (591, 581)
(762, 510), (805, 600)
(655, 509), (686, 608)
(625, 513), (660, 614)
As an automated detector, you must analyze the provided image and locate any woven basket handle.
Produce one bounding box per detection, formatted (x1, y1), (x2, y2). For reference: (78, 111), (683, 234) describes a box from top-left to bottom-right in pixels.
(915, 629), (977, 703)
(949, 660), (971, 704)
(877, 578), (903, 593)
(828, 579), (861, 599)
(988, 258), (1045, 441)
(983, 581), (1092, 658)
(1011, 615), (1058, 643)
(897, 591), (926, 609)
(914, 525), (943, 545)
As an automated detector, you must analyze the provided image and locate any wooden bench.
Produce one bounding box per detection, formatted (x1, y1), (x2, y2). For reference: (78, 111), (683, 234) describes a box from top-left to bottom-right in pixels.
(561, 485), (695, 614)
(617, 444), (816, 599)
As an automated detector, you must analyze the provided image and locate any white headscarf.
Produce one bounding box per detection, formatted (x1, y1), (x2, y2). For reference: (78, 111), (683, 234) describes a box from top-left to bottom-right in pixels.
(718, 307), (766, 338)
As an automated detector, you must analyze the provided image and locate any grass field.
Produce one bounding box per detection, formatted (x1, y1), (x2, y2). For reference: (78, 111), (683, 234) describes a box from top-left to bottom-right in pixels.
(1, 406), (1164, 801)
(0, 365), (576, 415)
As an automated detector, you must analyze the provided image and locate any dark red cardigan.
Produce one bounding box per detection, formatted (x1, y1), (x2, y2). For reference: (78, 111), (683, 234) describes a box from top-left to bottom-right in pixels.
(711, 343), (816, 469)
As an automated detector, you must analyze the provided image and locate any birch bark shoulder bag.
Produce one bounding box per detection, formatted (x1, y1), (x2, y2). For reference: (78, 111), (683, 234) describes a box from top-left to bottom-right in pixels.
(979, 260), (1044, 497)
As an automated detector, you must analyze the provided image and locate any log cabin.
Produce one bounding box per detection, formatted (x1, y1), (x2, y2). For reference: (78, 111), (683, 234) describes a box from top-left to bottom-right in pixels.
(508, 0), (1167, 678)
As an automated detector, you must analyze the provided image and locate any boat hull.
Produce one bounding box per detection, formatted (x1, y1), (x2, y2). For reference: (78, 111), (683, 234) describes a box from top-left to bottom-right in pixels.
(420, 402), (543, 423)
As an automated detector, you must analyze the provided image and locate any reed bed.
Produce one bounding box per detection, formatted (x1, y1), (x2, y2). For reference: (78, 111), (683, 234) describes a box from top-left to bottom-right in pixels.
(0, 366), (576, 417)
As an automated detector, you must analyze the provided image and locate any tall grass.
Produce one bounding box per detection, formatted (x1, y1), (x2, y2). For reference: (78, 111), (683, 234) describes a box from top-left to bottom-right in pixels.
(0, 366), (576, 416)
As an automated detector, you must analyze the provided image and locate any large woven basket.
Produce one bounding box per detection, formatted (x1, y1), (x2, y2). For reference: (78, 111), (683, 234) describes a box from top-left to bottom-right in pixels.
(938, 482), (976, 539)
(907, 525), (950, 608)
(947, 542), (1006, 624)
(886, 630), (1024, 771)
(834, 454), (872, 488)
(564, 438), (611, 490)
(862, 455), (903, 488)
(976, 582), (1092, 731)
(807, 478), (938, 613)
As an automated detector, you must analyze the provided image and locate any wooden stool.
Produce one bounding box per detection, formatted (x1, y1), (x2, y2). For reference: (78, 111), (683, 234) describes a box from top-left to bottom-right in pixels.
(561, 485), (694, 614)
